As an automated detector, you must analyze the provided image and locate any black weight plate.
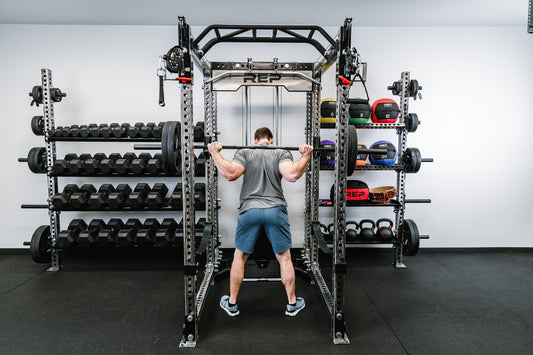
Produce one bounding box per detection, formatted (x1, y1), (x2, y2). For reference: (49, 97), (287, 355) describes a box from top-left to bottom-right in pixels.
(30, 225), (51, 263)
(31, 116), (44, 135)
(403, 147), (421, 173)
(161, 121), (181, 173)
(28, 147), (47, 173)
(406, 113), (419, 133)
(401, 219), (420, 256)
(347, 125), (357, 176)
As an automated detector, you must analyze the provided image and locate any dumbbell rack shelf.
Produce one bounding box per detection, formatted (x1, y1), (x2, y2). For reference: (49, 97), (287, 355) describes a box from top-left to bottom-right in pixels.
(48, 137), (161, 142)
(320, 164), (403, 171)
(321, 122), (406, 129)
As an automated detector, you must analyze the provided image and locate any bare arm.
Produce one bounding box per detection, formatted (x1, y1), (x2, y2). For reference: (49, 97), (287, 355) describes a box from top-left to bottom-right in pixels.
(279, 144), (313, 182)
(207, 142), (245, 181)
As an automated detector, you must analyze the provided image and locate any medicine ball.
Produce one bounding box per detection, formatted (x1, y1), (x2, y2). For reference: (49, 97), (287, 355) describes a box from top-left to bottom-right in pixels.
(320, 98), (336, 124)
(369, 141), (397, 166)
(372, 98), (399, 123)
(356, 141), (369, 166)
(330, 180), (369, 205)
(348, 98), (371, 124)
(319, 140), (335, 166)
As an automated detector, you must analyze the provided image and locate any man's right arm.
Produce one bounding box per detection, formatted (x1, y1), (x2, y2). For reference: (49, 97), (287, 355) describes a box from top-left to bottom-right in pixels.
(207, 142), (245, 181)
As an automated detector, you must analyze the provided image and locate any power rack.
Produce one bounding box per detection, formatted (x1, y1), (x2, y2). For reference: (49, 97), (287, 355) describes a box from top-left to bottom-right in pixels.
(157, 16), (367, 347)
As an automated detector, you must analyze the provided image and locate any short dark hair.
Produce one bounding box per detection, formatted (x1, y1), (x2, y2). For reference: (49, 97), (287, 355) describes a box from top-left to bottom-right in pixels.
(254, 127), (273, 141)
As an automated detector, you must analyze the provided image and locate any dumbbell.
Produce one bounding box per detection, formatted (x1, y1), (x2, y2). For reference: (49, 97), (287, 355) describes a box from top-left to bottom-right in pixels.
(56, 219), (87, 248)
(358, 219), (375, 241)
(117, 218), (142, 247)
(376, 218), (394, 241)
(66, 154), (91, 174)
(194, 183), (206, 210)
(114, 153), (136, 175)
(78, 219), (106, 247)
(140, 122), (156, 138)
(99, 124), (112, 138)
(88, 123), (100, 137)
(194, 121), (205, 142)
(69, 184), (97, 209)
(107, 184), (132, 209)
(154, 218), (178, 246)
(195, 218), (206, 232)
(69, 125), (80, 137)
(169, 183), (182, 209)
(126, 183), (151, 209)
(345, 221), (359, 242)
(146, 153), (163, 174)
(130, 153), (152, 174)
(136, 219), (160, 246)
(145, 183), (169, 209)
(195, 152), (206, 176)
(79, 125), (90, 137)
(52, 159), (68, 175)
(99, 153), (122, 175)
(152, 122), (164, 138)
(51, 184), (80, 209)
(88, 184), (115, 209)
(97, 218), (124, 247)
(110, 123), (124, 138)
(127, 122), (145, 138)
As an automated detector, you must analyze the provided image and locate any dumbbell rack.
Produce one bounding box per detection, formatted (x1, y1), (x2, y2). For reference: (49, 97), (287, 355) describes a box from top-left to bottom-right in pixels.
(24, 69), (204, 270)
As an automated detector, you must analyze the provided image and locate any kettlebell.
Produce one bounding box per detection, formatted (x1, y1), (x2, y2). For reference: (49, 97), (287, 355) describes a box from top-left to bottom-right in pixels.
(345, 221), (359, 241)
(376, 218), (394, 241)
(358, 219), (375, 241)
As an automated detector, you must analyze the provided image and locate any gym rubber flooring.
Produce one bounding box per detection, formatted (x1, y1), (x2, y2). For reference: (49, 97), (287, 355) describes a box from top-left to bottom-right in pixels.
(0, 248), (531, 354)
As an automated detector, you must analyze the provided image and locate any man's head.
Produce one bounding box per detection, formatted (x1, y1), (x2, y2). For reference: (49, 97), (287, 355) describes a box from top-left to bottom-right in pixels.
(254, 127), (274, 144)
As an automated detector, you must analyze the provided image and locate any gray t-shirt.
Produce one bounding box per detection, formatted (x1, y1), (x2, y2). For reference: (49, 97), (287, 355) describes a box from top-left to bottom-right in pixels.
(232, 142), (293, 212)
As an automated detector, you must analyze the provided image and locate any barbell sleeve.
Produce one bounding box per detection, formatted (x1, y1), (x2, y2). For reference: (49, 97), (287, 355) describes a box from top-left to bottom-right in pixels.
(422, 158), (433, 162)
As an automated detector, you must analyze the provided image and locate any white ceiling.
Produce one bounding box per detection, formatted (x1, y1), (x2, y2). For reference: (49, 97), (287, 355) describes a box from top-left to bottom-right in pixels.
(0, 0), (529, 27)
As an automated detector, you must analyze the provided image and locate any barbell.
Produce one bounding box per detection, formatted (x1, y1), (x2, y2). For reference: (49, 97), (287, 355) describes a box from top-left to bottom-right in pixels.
(136, 121), (388, 176)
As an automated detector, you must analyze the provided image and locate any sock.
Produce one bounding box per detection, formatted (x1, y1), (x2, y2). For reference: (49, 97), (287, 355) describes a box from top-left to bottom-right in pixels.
(289, 302), (296, 307)
(228, 302), (236, 308)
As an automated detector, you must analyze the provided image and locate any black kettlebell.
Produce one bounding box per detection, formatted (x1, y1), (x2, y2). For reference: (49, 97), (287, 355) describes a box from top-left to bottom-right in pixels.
(345, 221), (359, 241)
(358, 219), (375, 241)
(376, 218), (394, 241)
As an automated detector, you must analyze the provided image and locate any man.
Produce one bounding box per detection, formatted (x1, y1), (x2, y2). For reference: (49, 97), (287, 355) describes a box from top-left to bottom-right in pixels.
(207, 127), (313, 317)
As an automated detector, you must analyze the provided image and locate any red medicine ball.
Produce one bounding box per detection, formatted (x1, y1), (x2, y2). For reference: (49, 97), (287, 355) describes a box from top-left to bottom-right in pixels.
(372, 98), (400, 123)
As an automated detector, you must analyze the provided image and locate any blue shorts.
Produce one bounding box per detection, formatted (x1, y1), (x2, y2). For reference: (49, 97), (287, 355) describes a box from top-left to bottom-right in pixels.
(235, 206), (292, 254)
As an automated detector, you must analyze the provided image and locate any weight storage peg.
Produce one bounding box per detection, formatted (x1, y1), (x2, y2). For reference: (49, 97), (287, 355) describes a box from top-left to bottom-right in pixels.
(29, 86), (66, 106)
(137, 121), (388, 176)
(402, 148), (433, 173)
(376, 218), (394, 241)
(358, 219), (375, 241)
(18, 147), (47, 174)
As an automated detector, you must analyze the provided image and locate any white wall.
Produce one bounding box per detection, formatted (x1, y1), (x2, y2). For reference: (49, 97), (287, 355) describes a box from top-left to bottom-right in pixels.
(0, 24), (532, 248)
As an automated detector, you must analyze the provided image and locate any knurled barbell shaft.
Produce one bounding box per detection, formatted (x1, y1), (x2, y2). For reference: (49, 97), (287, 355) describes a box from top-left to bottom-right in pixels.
(133, 143), (388, 155)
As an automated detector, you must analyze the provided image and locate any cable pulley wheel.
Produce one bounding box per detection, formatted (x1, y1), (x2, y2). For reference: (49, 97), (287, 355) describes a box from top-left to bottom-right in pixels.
(402, 147), (422, 173)
(161, 121), (181, 173)
(31, 116), (45, 136)
(400, 219), (420, 256)
(30, 225), (52, 263)
(27, 147), (47, 174)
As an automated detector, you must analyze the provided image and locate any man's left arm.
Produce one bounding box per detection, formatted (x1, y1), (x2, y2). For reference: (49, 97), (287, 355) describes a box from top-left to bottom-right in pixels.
(278, 144), (313, 182)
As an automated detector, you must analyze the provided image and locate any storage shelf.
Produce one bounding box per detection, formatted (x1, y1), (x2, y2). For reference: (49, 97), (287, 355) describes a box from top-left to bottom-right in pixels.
(320, 122), (405, 129)
(320, 164), (402, 171)
(48, 137), (161, 142)
(319, 199), (401, 207)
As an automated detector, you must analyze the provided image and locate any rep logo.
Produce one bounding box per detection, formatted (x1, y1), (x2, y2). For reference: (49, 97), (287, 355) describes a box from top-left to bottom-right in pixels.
(243, 73), (282, 83)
